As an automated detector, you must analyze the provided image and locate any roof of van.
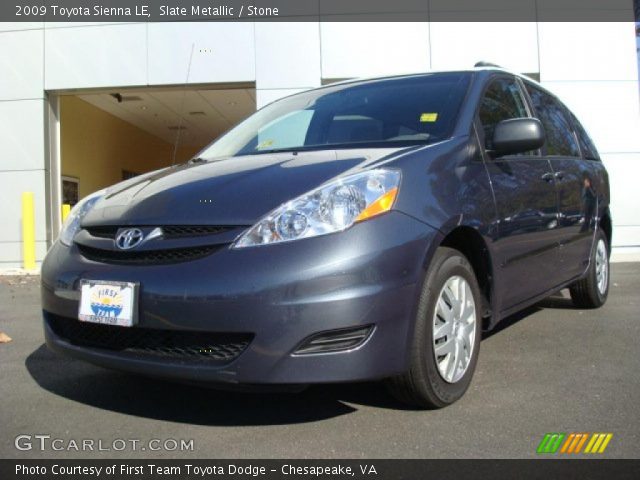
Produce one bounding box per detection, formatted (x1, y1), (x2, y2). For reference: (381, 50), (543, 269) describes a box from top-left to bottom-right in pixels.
(261, 65), (547, 109)
(320, 65), (535, 88)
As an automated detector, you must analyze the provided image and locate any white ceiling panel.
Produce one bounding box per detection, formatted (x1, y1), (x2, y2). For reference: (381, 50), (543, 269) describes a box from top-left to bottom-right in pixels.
(76, 87), (256, 147)
(198, 89), (256, 125)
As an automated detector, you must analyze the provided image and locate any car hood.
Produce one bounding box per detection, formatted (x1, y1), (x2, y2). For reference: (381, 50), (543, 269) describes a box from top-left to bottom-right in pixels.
(82, 148), (410, 227)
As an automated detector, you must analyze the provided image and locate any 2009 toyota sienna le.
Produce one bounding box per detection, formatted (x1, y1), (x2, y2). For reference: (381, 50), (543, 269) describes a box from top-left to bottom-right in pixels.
(41, 67), (611, 408)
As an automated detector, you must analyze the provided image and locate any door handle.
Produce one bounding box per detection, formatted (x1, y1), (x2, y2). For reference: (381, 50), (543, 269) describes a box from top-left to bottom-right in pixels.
(541, 172), (554, 182)
(554, 171), (565, 181)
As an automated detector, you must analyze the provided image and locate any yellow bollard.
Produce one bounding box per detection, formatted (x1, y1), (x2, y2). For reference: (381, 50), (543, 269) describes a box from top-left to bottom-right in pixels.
(22, 192), (36, 270)
(61, 204), (71, 222)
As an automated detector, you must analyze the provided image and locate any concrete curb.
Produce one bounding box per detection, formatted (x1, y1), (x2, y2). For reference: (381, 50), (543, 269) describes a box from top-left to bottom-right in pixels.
(0, 268), (41, 276)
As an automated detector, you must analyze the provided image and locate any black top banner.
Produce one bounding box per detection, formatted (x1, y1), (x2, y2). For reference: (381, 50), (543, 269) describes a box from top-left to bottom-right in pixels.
(3, 459), (640, 480)
(2, 0), (637, 22)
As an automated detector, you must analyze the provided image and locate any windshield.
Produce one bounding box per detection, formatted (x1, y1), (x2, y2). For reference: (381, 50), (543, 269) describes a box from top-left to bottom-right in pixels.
(198, 72), (471, 160)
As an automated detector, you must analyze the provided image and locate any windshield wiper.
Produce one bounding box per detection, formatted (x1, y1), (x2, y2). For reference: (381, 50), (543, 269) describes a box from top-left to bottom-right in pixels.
(188, 157), (207, 164)
(251, 148), (301, 155)
(248, 140), (431, 156)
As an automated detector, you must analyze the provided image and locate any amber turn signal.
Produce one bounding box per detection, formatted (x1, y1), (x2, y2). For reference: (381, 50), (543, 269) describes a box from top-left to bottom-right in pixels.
(355, 187), (398, 222)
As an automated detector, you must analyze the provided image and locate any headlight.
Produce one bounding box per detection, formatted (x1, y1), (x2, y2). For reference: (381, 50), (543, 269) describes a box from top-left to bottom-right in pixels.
(233, 169), (400, 248)
(59, 189), (106, 247)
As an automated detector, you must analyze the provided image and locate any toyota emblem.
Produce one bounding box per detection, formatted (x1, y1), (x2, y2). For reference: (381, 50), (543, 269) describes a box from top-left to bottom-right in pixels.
(115, 228), (145, 250)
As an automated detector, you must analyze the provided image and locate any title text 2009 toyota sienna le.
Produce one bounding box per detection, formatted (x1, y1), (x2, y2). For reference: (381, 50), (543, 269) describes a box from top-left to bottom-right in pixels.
(41, 67), (611, 408)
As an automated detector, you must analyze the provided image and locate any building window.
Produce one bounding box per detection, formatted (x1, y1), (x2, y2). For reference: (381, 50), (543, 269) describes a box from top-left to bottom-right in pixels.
(62, 176), (79, 206)
(122, 170), (140, 181)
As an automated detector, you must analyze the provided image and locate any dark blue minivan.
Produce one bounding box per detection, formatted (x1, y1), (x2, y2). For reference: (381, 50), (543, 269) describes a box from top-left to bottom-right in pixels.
(41, 67), (611, 408)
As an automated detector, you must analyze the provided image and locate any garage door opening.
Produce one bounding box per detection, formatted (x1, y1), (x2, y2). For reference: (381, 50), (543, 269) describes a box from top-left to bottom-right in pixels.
(54, 85), (256, 214)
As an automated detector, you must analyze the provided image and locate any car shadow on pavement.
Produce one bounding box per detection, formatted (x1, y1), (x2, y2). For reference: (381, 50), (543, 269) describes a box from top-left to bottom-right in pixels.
(25, 292), (578, 425)
(482, 290), (575, 340)
(25, 344), (415, 426)
(481, 305), (541, 339)
(536, 293), (577, 310)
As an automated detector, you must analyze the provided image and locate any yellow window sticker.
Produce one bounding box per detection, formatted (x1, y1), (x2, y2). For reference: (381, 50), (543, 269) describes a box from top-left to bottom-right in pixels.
(420, 113), (438, 123)
(256, 139), (274, 150)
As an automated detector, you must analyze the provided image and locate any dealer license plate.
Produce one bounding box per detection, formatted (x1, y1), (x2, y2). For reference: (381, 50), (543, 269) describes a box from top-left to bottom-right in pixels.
(78, 280), (138, 327)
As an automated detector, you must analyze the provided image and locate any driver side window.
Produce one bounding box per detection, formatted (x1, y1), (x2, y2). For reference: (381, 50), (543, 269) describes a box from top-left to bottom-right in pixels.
(479, 78), (530, 151)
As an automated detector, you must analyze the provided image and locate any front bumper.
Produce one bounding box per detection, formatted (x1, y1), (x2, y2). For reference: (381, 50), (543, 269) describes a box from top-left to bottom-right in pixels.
(41, 211), (438, 385)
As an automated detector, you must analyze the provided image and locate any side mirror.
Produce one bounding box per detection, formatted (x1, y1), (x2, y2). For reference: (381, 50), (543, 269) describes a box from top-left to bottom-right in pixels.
(490, 118), (544, 157)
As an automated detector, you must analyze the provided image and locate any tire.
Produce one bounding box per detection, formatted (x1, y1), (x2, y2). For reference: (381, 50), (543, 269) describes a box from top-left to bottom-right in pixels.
(385, 247), (482, 409)
(569, 229), (610, 309)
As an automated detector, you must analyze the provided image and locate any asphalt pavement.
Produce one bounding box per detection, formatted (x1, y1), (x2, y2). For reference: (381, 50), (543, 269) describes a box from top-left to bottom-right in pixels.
(0, 264), (638, 459)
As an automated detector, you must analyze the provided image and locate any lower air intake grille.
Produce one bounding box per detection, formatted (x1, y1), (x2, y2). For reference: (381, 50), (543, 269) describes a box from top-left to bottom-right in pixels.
(47, 315), (252, 362)
(293, 325), (374, 355)
(77, 244), (221, 265)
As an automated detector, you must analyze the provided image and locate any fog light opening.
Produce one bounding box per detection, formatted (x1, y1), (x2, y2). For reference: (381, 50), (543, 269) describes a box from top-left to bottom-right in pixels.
(293, 325), (374, 355)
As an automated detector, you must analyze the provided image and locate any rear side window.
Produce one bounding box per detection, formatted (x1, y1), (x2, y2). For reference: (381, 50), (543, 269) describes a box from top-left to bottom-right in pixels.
(525, 85), (580, 157)
(478, 77), (529, 150)
(570, 112), (600, 161)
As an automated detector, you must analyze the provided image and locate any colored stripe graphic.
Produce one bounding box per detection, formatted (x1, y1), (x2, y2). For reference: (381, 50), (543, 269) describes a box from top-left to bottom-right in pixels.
(584, 433), (613, 454)
(560, 433), (589, 453)
(537, 433), (565, 454)
(538, 433), (613, 454)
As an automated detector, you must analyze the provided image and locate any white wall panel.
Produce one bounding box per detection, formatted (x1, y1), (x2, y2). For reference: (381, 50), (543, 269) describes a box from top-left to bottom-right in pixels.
(0, 100), (45, 171)
(255, 22), (321, 89)
(0, 170), (47, 244)
(0, 29), (44, 100)
(256, 88), (310, 109)
(0, 22), (43, 32)
(538, 22), (638, 82)
(542, 81), (640, 154)
(600, 153), (640, 232)
(148, 23), (255, 86)
(611, 226), (640, 248)
(430, 22), (539, 73)
(0, 242), (48, 268)
(320, 23), (429, 79)
(45, 24), (147, 90)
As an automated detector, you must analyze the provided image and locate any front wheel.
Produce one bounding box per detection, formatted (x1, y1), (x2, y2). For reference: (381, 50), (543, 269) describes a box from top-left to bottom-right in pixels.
(385, 247), (482, 409)
(569, 229), (610, 309)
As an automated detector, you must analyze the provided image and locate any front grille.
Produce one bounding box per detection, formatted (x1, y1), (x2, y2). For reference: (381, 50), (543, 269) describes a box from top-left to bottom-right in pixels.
(162, 225), (232, 238)
(85, 226), (115, 239)
(47, 314), (252, 362)
(77, 244), (221, 265)
(85, 225), (234, 240)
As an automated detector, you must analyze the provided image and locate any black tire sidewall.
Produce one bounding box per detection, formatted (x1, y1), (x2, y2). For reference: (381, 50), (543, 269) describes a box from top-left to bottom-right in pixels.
(413, 250), (483, 406)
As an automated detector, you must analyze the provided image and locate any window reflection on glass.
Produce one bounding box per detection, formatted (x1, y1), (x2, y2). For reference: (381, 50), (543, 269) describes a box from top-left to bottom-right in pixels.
(525, 85), (580, 158)
(197, 73), (472, 160)
(478, 78), (528, 150)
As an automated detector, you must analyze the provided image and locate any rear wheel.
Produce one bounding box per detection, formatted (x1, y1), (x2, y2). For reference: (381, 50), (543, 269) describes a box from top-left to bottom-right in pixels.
(385, 247), (482, 409)
(569, 229), (610, 308)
